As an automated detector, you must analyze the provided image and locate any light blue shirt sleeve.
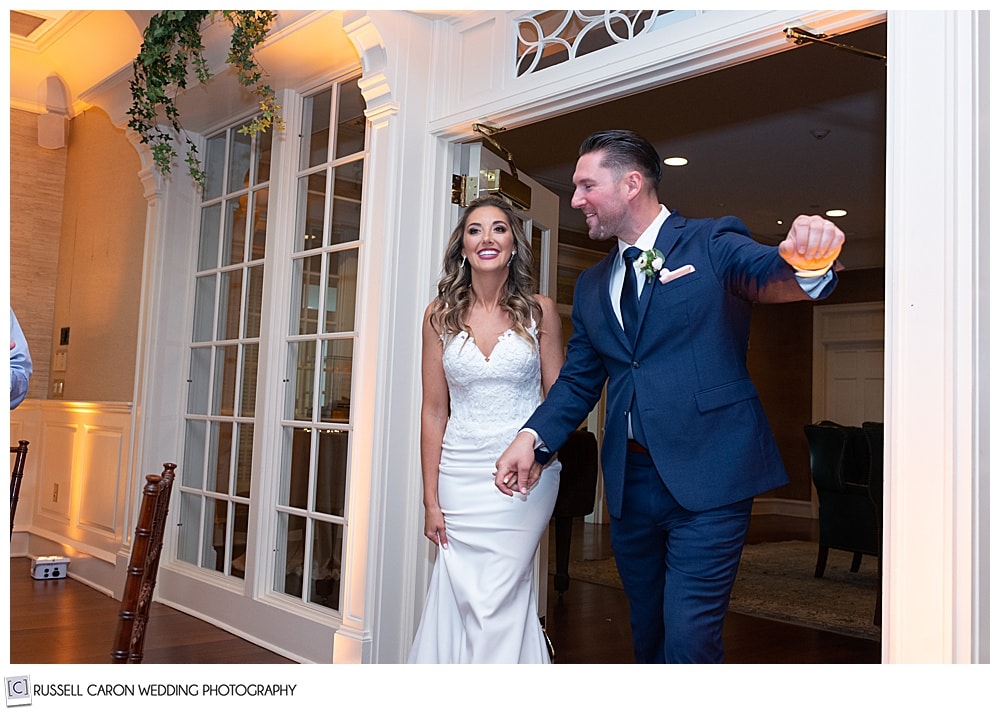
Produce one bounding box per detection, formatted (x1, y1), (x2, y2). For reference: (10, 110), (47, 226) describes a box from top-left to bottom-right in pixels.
(10, 308), (32, 409)
(796, 269), (835, 299)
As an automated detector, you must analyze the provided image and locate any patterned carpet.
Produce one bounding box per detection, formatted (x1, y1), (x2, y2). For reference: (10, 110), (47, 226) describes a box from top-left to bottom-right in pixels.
(562, 540), (881, 641)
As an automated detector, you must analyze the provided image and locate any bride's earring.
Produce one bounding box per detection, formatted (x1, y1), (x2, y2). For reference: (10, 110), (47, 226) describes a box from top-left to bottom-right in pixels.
(460, 255), (467, 271)
(507, 251), (517, 267)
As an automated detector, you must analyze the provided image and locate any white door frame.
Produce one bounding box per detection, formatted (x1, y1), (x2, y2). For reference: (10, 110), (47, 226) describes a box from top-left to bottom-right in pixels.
(881, 10), (988, 663)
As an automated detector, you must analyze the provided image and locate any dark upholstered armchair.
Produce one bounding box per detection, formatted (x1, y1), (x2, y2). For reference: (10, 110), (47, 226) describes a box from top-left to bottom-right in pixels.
(804, 422), (879, 579)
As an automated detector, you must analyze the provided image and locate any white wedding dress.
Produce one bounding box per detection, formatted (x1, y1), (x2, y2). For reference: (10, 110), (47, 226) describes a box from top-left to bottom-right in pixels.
(408, 324), (560, 664)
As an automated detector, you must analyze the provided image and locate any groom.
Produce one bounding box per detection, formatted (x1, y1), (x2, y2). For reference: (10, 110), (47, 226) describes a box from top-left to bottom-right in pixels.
(495, 129), (844, 663)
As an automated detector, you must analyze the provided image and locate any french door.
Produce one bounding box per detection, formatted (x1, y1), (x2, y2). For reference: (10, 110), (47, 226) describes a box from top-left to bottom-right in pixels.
(175, 75), (368, 643)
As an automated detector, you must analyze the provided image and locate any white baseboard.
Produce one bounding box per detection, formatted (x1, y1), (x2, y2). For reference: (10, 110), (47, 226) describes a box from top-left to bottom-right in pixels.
(14, 531), (118, 597)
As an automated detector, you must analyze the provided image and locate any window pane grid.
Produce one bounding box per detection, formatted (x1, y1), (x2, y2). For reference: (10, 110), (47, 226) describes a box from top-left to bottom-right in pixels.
(293, 160), (364, 251)
(274, 502), (345, 525)
(276, 425), (350, 517)
(194, 258), (265, 277)
(182, 121), (268, 583)
(283, 335), (355, 423)
(290, 240), (361, 260)
(275, 77), (365, 611)
(180, 76), (365, 614)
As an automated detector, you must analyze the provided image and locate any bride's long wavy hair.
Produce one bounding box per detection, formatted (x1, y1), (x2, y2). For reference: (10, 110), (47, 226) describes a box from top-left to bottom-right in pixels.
(430, 195), (541, 346)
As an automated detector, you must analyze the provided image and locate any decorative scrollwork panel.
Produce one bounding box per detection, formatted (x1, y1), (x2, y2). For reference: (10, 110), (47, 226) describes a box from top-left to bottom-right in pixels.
(516, 10), (670, 76)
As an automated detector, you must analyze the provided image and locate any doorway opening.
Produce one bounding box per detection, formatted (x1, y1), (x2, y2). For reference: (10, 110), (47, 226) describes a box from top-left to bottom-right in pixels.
(487, 21), (888, 660)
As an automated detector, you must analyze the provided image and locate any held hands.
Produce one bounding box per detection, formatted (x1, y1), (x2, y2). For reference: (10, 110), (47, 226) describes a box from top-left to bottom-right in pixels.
(494, 431), (542, 496)
(494, 461), (543, 496)
(778, 215), (845, 275)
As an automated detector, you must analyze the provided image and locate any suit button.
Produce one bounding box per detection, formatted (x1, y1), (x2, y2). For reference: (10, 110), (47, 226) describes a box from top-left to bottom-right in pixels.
(631, 361), (640, 368)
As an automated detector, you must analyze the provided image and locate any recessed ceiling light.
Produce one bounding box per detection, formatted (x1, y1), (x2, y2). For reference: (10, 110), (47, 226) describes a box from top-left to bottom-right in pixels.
(663, 157), (688, 167)
(825, 209), (848, 218)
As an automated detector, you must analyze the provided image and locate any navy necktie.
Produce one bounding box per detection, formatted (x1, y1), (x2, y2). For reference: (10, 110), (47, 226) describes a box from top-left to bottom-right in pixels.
(620, 246), (641, 340)
(620, 246), (648, 447)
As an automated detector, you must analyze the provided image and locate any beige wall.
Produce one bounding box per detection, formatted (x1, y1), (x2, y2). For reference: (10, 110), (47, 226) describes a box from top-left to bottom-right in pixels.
(51, 108), (146, 402)
(9, 108), (65, 401)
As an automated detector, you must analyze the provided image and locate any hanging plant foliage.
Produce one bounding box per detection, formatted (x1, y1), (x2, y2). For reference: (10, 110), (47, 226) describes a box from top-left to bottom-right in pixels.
(128, 10), (284, 187)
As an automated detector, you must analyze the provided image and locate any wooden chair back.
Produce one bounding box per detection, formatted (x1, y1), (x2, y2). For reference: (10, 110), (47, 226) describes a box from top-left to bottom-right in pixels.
(111, 463), (176, 663)
(10, 440), (29, 539)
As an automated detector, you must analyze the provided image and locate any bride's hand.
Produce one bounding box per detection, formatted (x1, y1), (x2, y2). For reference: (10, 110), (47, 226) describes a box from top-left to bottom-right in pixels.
(424, 507), (448, 549)
(495, 468), (519, 496)
(494, 461), (543, 496)
(495, 431), (538, 495)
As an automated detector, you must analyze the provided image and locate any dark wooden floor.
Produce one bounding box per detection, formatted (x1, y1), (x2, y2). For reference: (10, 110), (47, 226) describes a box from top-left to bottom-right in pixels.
(9, 515), (879, 664)
(544, 514), (881, 664)
(8, 557), (293, 664)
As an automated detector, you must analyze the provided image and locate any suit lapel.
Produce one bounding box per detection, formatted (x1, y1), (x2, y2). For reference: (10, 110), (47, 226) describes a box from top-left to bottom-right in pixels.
(594, 249), (633, 352)
(654, 210), (686, 257)
(592, 212), (687, 353)
(635, 212), (686, 331)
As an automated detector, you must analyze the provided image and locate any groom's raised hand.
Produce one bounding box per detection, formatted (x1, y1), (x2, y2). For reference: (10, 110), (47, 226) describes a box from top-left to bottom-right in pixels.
(494, 430), (540, 496)
(778, 214), (844, 274)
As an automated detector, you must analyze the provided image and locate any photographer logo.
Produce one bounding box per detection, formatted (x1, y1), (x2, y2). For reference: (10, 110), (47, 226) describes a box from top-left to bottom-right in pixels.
(5, 676), (31, 707)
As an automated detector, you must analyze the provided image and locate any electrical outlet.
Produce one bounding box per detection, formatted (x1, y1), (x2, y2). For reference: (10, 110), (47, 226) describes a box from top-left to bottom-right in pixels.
(52, 483), (59, 502)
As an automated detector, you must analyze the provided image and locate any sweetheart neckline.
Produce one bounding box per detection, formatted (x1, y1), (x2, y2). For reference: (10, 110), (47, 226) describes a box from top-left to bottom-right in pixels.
(464, 328), (514, 362)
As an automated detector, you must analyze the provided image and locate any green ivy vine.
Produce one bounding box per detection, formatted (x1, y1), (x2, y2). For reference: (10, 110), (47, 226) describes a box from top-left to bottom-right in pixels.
(128, 10), (284, 187)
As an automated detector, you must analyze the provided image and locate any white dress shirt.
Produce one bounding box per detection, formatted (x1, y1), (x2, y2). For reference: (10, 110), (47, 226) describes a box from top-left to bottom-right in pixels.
(610, 206), (671, 327)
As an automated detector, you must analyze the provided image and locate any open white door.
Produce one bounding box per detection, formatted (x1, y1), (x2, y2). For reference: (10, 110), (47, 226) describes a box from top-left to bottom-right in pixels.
(454, 140), (560, 621)
(455, 141), (560, 296)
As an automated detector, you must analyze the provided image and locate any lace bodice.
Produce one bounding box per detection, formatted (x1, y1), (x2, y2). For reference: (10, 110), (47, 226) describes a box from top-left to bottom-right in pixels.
(441, 325), (543, 459)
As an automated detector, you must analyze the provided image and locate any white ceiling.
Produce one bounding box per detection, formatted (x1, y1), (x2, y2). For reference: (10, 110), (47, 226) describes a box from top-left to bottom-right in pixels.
(9, 10), (154, 114)
(7, 10), (358, 123)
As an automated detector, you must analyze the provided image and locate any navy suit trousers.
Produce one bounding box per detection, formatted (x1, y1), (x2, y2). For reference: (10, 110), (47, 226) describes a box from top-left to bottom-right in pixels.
(610, 449), (752, 663)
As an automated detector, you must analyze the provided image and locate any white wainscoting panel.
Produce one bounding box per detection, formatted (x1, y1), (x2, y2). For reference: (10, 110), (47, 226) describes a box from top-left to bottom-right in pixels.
(37, 422), (76, 522)
(78, 425), (128, 535)
(10, 401), (133, 565)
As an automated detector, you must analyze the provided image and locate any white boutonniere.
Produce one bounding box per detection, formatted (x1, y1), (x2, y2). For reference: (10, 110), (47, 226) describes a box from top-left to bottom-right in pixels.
(635, 248), (665, 284)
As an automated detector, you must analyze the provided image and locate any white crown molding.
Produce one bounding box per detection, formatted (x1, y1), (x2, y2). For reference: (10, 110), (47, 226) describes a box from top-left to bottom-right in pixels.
(10, 10), (88, 54)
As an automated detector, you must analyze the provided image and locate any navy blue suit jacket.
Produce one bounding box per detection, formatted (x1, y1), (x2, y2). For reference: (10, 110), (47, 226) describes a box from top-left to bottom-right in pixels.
(525, 211), (837, 517)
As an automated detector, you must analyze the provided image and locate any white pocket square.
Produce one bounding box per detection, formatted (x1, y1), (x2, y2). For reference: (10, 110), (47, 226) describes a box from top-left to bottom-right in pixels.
(658, 264), (696, 284)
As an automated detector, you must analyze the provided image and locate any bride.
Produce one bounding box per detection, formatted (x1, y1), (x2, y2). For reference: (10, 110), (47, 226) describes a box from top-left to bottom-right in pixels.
(408, 195), (564, 663)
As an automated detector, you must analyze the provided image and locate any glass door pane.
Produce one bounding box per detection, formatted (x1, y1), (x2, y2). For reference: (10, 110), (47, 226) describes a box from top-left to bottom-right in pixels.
(180, 124), (269, 581)
(274, 78), (365, 611)
(177, 74), (367, 618)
